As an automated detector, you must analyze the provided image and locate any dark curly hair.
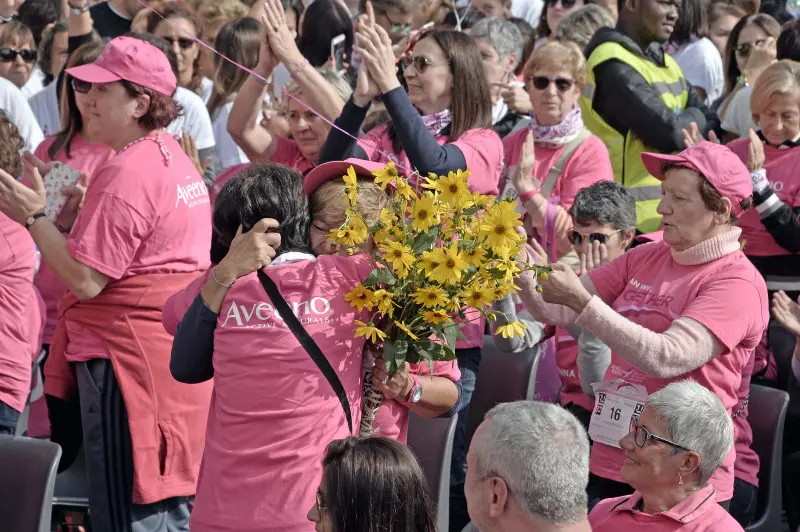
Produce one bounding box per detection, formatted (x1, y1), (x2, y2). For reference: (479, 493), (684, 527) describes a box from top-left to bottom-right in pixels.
(0, 111), (25, 178)
(121, 80), (181, 130)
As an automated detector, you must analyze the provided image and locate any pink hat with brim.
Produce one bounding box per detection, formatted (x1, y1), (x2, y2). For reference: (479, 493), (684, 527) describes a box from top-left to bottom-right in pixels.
(304, 158), (393, 196)
(641, 141), (753, 218)
(66, 36), (177, 96)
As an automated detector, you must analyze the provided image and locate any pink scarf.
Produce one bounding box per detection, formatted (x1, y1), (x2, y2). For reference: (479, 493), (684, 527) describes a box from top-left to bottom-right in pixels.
(528, 105), (584, 147)
(421, 109), (453, 136)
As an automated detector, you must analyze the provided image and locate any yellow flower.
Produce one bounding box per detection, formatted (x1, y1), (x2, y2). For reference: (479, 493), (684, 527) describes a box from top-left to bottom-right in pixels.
(373, 289), (394, 317)
(331, 221), (368, 247)
(460, 283), (494, 309)
(496, 321), (528, 339)
(379, 207), (398, 226)
(344, 283), (375, 311)
(343, 166), (359, 206)
(413, 287), (450, 308)
(446, 296), (462, 313)
(473, 193), (493, 207)
(372, 162), (399, 189)
(418, 250), (440, 277)
(423, 309), (450, 325)
(395, 320), (420, 340)
(354, 320), (388, 344)
(410, 194), (440, 232)
(429, 244), (468, 285)
(435, 171), (471, 209)
(479, 201), (523, 252)
(462, 247), (487, 267)
(395, 179), (416, 201)
(492, 283), (513, 300)
(380, 240), (415, 277)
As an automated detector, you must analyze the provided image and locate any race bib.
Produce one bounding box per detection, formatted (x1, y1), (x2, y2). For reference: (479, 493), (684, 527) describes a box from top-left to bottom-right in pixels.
(589, 379), (648, 448)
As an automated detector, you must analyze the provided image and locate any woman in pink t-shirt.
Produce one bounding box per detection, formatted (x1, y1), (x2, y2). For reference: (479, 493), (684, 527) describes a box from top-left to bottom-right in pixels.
(517, 142), (768, 508)
(500, 41), (613, 267)
(0, 36), (213, 530)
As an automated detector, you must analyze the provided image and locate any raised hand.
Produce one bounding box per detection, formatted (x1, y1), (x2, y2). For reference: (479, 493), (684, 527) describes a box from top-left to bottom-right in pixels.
(773, 291), (800, 337)
(512, 130), (537, 197)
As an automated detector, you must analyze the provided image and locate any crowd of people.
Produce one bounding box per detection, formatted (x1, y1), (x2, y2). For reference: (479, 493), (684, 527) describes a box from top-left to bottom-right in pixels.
(0, 0), (799, 530)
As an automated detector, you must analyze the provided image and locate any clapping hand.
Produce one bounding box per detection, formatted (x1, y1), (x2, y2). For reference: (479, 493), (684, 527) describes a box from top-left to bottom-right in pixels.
(513, 130), (537, 197)
(579, 239), (609, 273)
(773, 291), (800, 337)
(354, 2), (401, 95)
(262, 0), (303, 68)
(681, 121), (720, 148)
(747, 128), (765, 173)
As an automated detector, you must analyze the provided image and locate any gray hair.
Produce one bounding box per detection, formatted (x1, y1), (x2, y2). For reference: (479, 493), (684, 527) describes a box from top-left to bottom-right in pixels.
(470, 17), (525, 69)
(553, 5), (615, 50)
(647, 381), (734, 487)
(472, 401), (590, 524)
(569, 181), (637, 230)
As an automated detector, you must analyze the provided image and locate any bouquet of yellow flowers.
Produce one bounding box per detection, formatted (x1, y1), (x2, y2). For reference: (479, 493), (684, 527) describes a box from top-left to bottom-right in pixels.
(329, 163), (551, 435)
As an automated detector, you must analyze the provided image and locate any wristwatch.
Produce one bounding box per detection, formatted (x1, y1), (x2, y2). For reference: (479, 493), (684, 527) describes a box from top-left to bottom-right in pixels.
(69, 2), (90, 14)
(403, 375), (423, 405)
(25, 212), (46, 230)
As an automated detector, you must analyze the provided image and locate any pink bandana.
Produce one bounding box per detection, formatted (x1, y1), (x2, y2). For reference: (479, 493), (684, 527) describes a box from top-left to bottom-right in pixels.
(528, 105), (584, 147)
(421, 109), (453, 136)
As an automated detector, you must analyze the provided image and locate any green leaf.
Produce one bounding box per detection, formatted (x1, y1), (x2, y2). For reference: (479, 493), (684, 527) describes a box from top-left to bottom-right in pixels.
(394, 340), (408, 370)
(363, 268), (396, 288)
(412, 226), (440, 254)
(443, 323), (458, 352)
(441, 344), (457, 361)
(461, 205), (481, 216)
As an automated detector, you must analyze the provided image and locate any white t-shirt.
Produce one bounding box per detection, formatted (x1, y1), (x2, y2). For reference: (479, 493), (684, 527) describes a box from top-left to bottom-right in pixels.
(167, 86), (216, 151)
(199, 76), (214, 105)
(670, 37), (724, 105)
(21, 66), (46, 99)
(0, 77), (44, 152)
(211, 100), (249, 174)
(28, 80), (60, 137)
(721, 85), (756, 139)
(511, 0), (544, 27)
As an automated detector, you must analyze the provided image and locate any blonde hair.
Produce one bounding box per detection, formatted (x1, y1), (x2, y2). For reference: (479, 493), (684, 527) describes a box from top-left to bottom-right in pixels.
(310, 179), (392, 227)
(283, 69), (353, 106)
(523, 40), (588, 91)
(198, 0), (249, 26)
(751, 60), (800, 121)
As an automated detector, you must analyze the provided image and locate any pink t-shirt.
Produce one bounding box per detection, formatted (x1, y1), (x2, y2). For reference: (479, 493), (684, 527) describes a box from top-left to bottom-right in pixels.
(554, 326), (594, 412)
(589, 484), (745, 532)
(64, 134), (212, 362)
(498, 129), (614, 211)
(727, 140), (800, 256)
(0, 213), (44, 412)
(587, 241), (768, 501)
(189, 254), (372, 531)
(733, 352), (759, 487)
(359, 125), (504, 195)
(372, 360), (461, 442)
(33, 135), (116, 344)
(273, 136), (315, 174)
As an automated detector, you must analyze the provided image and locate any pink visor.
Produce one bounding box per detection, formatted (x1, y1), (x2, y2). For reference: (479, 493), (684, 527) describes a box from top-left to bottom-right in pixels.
(66, 36), (177, 96)
(304, 159), (393, 196)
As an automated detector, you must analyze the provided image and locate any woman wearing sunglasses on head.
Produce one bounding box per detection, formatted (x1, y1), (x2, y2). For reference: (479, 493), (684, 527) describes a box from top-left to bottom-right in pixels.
(500, 41), (613, 268)
(0, 20), (37, 90)
(516, 142), (767, 511)
(318, 5), (503, 196)
(589, 380), (744, 531)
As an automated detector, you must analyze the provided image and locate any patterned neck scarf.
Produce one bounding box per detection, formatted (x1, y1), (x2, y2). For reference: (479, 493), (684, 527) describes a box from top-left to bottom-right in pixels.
(528, 105), (584, 147)
(420, 109), (453, 136)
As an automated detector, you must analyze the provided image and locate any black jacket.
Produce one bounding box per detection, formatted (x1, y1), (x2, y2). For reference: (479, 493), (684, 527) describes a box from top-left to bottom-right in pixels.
(585, 27), (721, 153)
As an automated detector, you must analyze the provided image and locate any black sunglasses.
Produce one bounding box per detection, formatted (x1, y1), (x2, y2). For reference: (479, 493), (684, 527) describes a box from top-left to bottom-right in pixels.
(630, 418), (693, 452)
(163, 36), (195, 50)
(547, 0), (578, 8)
(567, 229), (622, 245)
(400, 55), (446, 74)
(71, 78), (92, 94)
(0, 47), (37, 63)
(734, 39), (767, 57)
(530, 76), (574, 92)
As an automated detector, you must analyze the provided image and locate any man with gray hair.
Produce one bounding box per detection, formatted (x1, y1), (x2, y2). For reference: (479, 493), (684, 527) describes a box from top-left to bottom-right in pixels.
(464, 401), (592, 531)
(469, 17), (530, 137)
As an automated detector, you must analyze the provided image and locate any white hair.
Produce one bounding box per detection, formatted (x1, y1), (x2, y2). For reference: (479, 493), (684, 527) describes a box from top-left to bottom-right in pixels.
(472, 401), (590, 524)
(647, 380), (734, 487)
(470, 17), (525, 69)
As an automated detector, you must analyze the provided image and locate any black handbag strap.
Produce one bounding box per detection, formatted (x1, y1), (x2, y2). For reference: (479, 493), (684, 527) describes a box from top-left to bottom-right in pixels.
(257, 269), (353, 434)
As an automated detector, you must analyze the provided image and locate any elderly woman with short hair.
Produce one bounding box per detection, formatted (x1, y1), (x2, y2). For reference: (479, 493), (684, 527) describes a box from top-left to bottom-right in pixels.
(553, 5), (615, 50)
(470, 17), (530, 137)
(590, 380), (744, 531)
(518, 141), (768, 508)
(500, 40), (614, 267)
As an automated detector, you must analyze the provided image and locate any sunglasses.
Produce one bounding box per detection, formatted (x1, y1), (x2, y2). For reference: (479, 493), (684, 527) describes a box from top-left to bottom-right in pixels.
(400, 55), (446, 74)
(567, 228), (623, 246)
(547, 0), (578, 7)
(630, 418), (693, 452)
(734, 39), (767, 57)
(163, 36), (195, 50)
(530, 76), (574, 92)
(0, 47), (37, 63)
(71, 78), (92, 94)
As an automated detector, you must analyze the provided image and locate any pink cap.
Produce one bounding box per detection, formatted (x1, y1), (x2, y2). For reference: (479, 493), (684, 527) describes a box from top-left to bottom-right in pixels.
(641, 141), (753, 218)
(304, 158), (391, 196)
(66, 36), (177, 96)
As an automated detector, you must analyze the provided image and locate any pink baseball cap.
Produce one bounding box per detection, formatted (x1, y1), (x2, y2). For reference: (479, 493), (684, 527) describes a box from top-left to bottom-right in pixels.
(304, 158), (393, 196)
(641, 141), (753, 218)
(66, 36), (177, 96)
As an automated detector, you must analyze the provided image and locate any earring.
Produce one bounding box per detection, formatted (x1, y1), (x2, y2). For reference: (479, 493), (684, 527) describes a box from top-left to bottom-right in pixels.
(678, 473), (683, 486)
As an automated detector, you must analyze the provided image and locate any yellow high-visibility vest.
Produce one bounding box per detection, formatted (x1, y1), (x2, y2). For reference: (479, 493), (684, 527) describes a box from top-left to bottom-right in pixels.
(580, 41), (689, 233)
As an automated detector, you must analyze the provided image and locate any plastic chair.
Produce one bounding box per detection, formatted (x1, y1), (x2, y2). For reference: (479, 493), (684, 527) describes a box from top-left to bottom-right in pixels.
(0, 435), (62, 532)
(745, 384), (789, 532)
(52, 444), (91, 510)
(465, 335), (541, 446)
(406, 412), (458, 532)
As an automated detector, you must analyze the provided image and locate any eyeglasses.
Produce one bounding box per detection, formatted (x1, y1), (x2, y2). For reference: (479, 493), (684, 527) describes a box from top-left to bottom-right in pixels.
(734, 39), (767, 57)
(629, 418), (693, 452)
(530, 76), (574, 92)
(547, 0), (578, 8)
(71, 78), (92, 94)
(315, 489), (328, 513)
(163, 36), (195, 50)
(567, 228), (623, 246)
(0, 47), (37, 63)
(400, 55), (446, 74)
